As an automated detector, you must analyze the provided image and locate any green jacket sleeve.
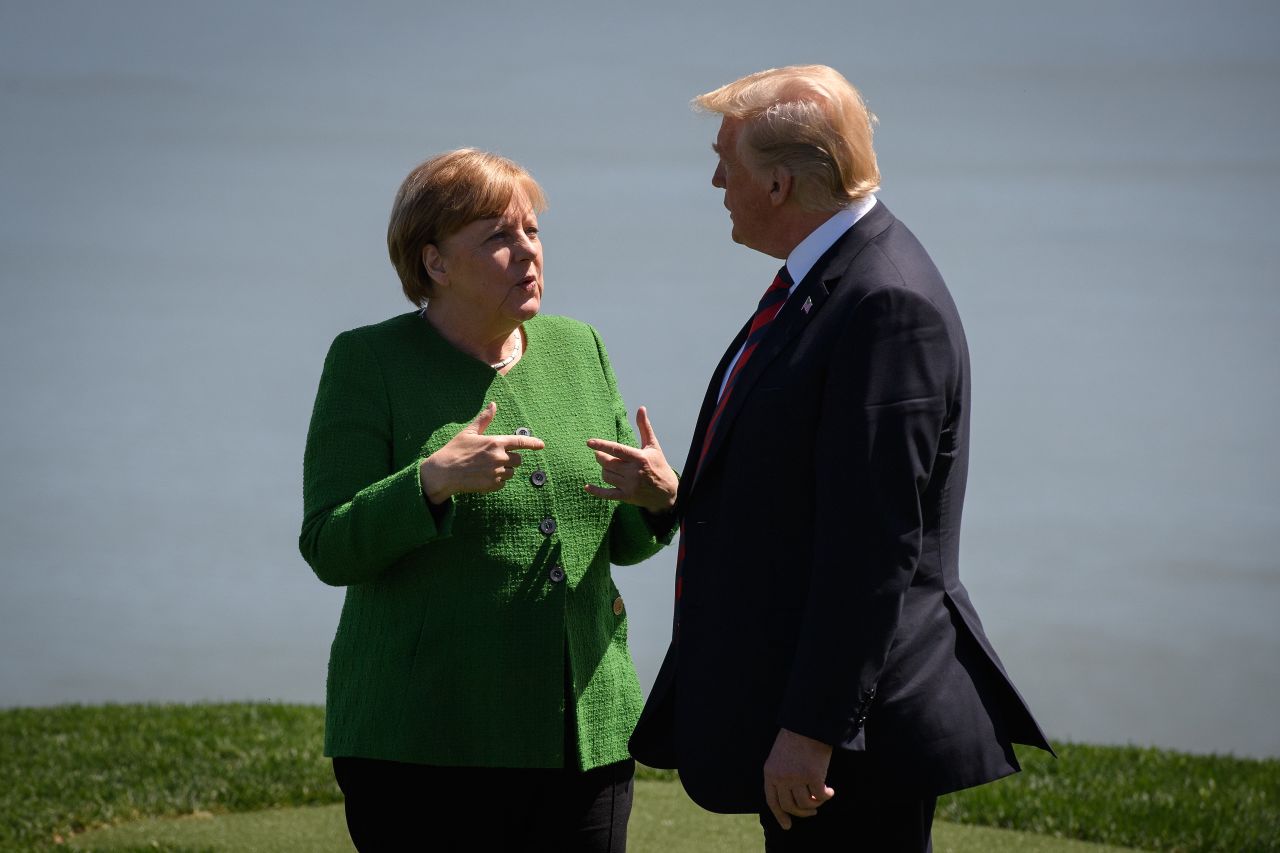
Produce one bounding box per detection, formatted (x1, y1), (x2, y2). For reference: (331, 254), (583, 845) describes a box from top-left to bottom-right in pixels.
(588, 326), (677, 565)
(299, 330), (453, 586)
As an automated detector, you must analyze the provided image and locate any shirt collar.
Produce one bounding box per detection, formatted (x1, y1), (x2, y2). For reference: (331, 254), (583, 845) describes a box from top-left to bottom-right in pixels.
(784, 194), (878, 292)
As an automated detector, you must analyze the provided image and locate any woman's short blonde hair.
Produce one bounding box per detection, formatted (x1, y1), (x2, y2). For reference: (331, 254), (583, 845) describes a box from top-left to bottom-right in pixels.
(694, 65), (880, 212)
(387, 149), (547, 305)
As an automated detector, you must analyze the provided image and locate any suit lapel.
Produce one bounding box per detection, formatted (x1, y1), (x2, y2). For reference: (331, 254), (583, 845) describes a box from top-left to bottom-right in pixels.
(690, 275), (830, 488)
(687, 202), (897, 496)
(677, 318), (750, 508)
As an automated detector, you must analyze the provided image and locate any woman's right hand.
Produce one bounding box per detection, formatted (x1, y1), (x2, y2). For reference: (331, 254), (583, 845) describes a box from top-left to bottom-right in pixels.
(419, 403), (545, 504)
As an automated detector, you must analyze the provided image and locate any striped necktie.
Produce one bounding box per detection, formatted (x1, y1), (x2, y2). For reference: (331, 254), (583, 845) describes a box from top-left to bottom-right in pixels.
(673, 264), (793, 634)
(697, 264), (793, 470)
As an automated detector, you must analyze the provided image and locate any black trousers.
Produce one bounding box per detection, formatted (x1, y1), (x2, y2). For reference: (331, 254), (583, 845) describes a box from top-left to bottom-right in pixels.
(332, 756), (634, 853)
(759, 754), (936, 852)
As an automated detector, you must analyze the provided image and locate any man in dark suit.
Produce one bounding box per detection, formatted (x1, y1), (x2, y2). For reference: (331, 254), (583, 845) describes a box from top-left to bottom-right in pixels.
(627, 65), (1054, 851)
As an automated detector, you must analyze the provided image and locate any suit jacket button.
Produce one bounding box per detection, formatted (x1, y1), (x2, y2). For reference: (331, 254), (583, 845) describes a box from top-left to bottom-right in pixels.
(530, 470), (547, 487)
(539, 517), (557, 535)
(549, 565), (565, 583)
(612, 596), (624, 616)
(515, 426), (532, 437)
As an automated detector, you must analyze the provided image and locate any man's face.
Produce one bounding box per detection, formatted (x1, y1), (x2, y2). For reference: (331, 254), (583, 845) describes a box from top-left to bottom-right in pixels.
(711, 117), (775, 254)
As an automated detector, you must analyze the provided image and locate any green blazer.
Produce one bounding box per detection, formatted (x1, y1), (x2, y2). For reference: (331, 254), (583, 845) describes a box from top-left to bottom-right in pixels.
(300, 312), (672, 770)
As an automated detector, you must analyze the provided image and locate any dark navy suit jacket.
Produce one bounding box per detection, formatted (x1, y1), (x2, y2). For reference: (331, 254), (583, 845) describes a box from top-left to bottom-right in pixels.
(630, 201), (1052, 813)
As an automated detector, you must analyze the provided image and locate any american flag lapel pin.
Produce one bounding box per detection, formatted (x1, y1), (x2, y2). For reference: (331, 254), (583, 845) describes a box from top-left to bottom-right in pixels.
(801, 296), (813, 314)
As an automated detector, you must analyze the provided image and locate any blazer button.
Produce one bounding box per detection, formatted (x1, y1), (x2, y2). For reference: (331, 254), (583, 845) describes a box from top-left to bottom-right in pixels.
(549, 565), (565, 583)
(530, 470), (547, 487)
(539, 517), (557, 535)
(515, 426), (532, 437)
(612, 596), (624, 616)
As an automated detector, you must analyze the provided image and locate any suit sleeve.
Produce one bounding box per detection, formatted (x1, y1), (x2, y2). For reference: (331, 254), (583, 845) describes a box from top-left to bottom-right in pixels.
(778, 282), (957, 745)
(298, 331), (454, 586)
(587, 326), (678, 565)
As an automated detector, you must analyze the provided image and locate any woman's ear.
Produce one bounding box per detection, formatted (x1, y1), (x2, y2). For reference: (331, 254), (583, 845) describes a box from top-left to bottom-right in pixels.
(422, 244), (448, 288)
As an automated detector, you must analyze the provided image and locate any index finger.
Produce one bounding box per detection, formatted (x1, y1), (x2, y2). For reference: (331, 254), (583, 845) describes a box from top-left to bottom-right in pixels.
(636, 406), (660, 449)
(784, 786), (818, 817)
(585, 438), (642, 460)
(500, 436), (546, 451)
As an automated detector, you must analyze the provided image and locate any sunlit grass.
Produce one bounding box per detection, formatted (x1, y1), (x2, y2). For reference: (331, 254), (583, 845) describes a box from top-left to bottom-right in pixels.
(67, 787), (1137, 853)
(2, 703), (1276, 852)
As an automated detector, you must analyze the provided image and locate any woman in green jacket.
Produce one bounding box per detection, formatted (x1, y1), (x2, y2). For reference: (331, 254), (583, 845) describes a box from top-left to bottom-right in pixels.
(300, 149), (678, 852)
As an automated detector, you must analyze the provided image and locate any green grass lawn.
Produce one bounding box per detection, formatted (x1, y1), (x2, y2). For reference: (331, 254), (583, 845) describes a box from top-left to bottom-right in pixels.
(2, 703), (1277, 852)
(66, 784), (1137, 853)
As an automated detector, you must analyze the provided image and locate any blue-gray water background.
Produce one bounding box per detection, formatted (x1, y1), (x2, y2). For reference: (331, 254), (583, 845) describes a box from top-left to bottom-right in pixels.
(2, 1), (1278, 758)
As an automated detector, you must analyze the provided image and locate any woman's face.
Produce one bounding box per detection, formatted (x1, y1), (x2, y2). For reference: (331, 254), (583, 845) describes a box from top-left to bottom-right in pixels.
(433, 192), (543, 328)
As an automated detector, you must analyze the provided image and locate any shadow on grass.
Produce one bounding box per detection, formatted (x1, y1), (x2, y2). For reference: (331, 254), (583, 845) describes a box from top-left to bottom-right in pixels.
(68, 783), (1138, 853)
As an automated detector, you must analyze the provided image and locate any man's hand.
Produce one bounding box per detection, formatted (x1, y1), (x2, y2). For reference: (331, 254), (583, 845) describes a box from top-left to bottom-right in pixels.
(584, 406), (678, 514)
(419, 403), (546, 503)
(763, 728), (835, 830)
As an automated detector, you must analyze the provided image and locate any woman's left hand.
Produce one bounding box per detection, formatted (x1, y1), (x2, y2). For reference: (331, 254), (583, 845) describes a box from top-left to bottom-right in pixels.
(585, 406), (678, 514)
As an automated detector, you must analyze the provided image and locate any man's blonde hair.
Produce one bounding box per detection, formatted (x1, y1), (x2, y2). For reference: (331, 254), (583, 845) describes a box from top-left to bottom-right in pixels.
(694, 65), (880, 211)
(387, 149), (547, 306)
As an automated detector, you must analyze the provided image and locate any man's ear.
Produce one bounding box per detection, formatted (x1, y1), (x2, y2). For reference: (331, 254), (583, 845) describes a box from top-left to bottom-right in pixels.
(422, 244), (448, 288)
(768, 168), (793, 207)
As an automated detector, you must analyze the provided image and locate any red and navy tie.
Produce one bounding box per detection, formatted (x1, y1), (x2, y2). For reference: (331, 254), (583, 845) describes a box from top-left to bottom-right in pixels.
(698, 265), (793, 469)
(673, 265), (793, 634)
